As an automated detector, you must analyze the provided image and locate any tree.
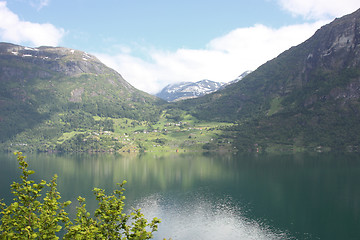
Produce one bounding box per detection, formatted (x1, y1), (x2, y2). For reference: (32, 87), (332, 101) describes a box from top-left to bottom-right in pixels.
(0, 152), (163, 239)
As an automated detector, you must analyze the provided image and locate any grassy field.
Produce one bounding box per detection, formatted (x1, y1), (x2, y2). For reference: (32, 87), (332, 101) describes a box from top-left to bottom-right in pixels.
(56, 112), (235, 153)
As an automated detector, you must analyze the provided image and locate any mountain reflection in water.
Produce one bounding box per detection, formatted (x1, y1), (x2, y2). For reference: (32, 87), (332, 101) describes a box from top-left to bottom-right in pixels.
(1, 152), (359, 240)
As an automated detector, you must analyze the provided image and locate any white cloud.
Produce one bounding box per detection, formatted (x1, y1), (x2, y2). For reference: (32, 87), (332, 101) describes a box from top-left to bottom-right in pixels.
(30, 0), (50, 10)
(96, 21), (327, 94)
(276, 0), (360, 19)
(0, 1), (64, 46)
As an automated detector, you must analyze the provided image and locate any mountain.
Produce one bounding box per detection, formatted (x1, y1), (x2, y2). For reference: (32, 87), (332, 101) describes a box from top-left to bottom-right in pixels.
(156, 71), (252, 102)
(178, 8), (360, 151)
(0, 43), (163, 150)
(156, 79), (226, 102)
(226, 70), (253, 85)
(3, 8), (360, 153)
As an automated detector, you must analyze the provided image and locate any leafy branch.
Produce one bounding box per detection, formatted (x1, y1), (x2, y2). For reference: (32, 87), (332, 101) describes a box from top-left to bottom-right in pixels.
(0, 152), (164, 239)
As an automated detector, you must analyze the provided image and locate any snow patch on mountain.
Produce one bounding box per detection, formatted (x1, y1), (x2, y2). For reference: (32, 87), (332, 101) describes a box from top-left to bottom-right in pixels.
(156, 79), (225, 102)
(156, 71), (252, 102)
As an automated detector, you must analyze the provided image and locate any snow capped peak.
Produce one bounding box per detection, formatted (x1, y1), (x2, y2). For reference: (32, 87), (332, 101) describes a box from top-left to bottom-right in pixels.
(24, 47), (38, 51)
(225, 70), (253, 86)
(236, 70), (252, 81)
(156, 71), (252, 102)
(156, 79), (226, 102)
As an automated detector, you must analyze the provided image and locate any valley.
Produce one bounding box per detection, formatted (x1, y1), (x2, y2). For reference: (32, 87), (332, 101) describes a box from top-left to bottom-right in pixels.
(3, 110), (234, 153)
(1, 8), (360, 153)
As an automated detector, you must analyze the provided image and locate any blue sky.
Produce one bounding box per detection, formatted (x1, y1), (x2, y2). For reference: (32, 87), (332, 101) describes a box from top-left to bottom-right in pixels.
(1, 0), (360, 93)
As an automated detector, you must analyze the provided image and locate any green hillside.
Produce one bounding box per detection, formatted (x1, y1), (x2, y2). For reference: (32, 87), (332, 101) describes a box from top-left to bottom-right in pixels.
(176, 8), (360, 152)
(0, 43), (165, 151)
(0, 43), (231, 153)
(2, 8), (360, 153)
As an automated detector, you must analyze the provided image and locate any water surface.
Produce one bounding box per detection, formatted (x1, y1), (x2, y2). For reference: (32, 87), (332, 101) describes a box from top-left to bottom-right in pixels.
(0, 152), (359, 239)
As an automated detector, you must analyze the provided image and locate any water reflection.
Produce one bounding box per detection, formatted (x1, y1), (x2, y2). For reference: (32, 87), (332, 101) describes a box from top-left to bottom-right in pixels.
(137, 190), (289, 240)
(1, 152), (360, 239)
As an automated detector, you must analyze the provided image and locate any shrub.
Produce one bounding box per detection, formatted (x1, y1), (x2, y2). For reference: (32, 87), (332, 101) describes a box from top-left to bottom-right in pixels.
(0, 152), (162, 239)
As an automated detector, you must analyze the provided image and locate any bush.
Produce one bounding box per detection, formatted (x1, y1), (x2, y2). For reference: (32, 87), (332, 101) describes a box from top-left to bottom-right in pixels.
(0, 152), (163, 239)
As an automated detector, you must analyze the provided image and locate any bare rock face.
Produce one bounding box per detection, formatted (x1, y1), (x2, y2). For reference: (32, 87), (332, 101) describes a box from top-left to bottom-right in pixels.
(304, 9), (360, 72)
(0, 43), (110, 77)
(180, 8), (360, 151)
(298, 9), (360, 109)
(69, 88), (85, 102)
(0, 42), (137, 97)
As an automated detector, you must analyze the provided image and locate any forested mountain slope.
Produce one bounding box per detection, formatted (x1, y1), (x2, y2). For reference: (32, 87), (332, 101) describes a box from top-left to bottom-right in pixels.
(177, 8), (360, 151)
(0, 43), (164, 150)
(2, 8), (360, 152)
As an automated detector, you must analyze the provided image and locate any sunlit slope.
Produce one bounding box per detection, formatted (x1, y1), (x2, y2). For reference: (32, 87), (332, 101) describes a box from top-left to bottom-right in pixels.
(0, 43), (164, 149)
(178, 8), (360, 151)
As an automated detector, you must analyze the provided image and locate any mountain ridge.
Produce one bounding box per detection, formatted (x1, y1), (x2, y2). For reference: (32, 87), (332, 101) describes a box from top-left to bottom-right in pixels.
(1, 8), (360, 152)
(176, 8), (360, 151)
(156, 79), (225, 101)
(0, 42), (164, 150)
(156, 71), (252, 102)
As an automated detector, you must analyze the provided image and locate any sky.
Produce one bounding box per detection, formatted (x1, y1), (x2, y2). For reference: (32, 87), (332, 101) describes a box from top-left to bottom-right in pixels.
(1, 0), (360, 94)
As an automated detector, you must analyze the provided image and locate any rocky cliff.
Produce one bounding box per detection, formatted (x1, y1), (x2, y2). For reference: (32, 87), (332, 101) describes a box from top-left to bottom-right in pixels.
(178, 8), (360, 151)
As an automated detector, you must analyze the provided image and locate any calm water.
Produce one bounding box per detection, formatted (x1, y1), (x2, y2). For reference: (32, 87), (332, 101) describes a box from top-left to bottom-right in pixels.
(0, 152), (359, 240)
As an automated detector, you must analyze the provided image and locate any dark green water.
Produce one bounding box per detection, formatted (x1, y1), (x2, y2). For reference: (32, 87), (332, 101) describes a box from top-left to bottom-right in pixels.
(0, 152), (359, 239)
